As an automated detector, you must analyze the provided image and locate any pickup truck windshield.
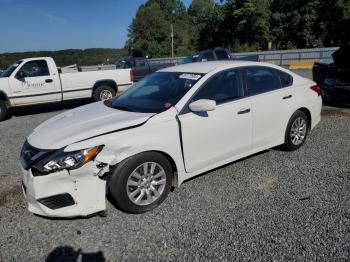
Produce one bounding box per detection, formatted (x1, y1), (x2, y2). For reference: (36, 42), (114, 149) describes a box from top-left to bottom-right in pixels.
(108, 72), (204, 113)
(0, 61), (22, 78)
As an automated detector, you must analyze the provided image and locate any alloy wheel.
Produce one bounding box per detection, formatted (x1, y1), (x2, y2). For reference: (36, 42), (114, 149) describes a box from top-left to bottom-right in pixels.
(126, 162), (167, 206)
(290, 117), (307, 146)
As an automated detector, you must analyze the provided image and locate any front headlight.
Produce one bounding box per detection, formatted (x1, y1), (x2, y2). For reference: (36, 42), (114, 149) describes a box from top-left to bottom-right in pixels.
(32, 145), (103, 176)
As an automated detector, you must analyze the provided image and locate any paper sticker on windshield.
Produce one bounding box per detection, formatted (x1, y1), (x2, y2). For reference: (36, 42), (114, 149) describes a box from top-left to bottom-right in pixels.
(179, 73), (201, 81)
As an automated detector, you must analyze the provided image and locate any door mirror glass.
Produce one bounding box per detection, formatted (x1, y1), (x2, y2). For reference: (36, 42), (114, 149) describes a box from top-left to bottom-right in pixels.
(189, 99), (216, 112)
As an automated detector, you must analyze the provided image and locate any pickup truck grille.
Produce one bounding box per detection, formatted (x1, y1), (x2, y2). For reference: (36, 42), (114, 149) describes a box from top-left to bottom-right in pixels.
(20, 141), (50, 170)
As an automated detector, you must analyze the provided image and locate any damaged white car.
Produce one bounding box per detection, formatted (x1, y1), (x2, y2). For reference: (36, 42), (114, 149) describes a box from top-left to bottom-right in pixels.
(20, 61), (322, 217)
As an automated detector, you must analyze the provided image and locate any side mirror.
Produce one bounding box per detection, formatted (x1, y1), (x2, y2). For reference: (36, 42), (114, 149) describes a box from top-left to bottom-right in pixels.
(16, 71), (26, 79)
(189, 99), (216, 112)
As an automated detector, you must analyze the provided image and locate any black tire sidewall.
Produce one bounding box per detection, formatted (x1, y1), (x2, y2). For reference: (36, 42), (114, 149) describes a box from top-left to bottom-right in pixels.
(0, 101), (8, 121)
(284, 110), (309, 151)
(109, 152), (173, 214)
(93, 85), (116, 102)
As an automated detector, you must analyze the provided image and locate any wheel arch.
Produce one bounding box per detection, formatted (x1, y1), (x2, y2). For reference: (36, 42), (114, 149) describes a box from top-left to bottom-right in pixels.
(0, 91), (9, 101)
(93, 79), (118, 94)
(296, 107), (312, 130)
(108, 150), (180, 188)
(151, 150), (178, 187)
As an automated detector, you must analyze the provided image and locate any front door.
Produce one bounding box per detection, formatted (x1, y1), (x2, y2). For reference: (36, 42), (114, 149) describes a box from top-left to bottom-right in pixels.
(9, 59), (60, 106)
(178, 68), (252, 173)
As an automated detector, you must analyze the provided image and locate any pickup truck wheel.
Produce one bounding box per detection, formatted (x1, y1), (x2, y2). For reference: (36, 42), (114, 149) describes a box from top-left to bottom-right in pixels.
(0, 101), (8, 121)
(109, 152), (173, 214)
(284, 110), (309, 151)
(93, 85), (116, 102)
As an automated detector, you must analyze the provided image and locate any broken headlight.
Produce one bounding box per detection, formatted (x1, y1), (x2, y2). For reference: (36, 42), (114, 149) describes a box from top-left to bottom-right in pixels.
(32, 146), (103, 176)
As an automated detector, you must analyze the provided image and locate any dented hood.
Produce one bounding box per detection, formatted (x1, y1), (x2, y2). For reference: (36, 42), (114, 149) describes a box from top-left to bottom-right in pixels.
(27, 101), (155, 150)
(332, 46), (350, 69)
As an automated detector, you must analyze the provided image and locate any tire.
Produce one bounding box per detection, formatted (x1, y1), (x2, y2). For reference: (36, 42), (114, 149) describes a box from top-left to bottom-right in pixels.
(93, 85), (116, 102)
(109, 152), (173, 214)
(284, 110), (309, 151)
(0, 100), (8, 122)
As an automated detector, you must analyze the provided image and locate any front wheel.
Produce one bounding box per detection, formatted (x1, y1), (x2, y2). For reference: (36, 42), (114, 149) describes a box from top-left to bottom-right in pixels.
(93, 85), (116, 102)
(0, 100), (8, 121)
(109, 152), (173, 213)
(284, 110), (309, 151)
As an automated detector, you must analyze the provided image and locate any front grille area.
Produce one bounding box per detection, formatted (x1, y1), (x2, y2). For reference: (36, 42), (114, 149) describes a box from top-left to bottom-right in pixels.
(37, 193), (76, 210)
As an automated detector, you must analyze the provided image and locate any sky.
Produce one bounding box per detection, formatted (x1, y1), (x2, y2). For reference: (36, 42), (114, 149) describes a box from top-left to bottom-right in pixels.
(0, 0), (194, 53)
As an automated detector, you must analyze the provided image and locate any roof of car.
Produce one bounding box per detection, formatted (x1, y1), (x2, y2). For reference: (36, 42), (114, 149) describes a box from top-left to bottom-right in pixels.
(159, 60), (265, 74)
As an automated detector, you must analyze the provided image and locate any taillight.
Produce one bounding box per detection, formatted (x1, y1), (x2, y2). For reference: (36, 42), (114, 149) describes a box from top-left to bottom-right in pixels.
(130, 68), (134, 82)
(310, 84), (321, 96)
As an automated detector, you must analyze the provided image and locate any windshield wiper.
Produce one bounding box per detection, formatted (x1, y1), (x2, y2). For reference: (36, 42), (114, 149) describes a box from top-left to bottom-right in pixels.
(113, 105), (135, 112)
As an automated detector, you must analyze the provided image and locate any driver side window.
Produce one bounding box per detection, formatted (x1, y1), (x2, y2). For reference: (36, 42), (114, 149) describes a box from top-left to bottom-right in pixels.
(192, 69), (244, 105)
(18, 60), (50, 78)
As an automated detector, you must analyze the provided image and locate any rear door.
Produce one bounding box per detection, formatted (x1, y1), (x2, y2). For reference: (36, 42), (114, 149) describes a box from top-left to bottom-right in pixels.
(178, 68), (252, 172)
(9, 59), (60, 105)
(241, 66), (294, 149)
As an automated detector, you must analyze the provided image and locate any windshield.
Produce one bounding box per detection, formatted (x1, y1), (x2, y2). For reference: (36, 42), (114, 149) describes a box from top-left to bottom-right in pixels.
(0, 61), (22, 77)
(181, 53), (200, 64)
(108, 72), (204, 113)
(115, 60), (126, 69)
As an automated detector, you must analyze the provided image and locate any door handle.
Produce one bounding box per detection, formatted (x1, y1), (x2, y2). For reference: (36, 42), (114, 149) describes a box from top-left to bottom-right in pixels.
(237, 108), (250, 114)
(45, 79), (53, 83)
(283, 95), (292, 99)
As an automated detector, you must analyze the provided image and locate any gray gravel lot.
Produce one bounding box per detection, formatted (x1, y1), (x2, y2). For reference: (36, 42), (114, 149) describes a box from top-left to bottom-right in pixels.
(0, 99), (350, 260)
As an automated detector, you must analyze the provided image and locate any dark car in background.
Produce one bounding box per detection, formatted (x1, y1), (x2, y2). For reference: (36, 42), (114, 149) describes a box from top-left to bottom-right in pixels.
(181, 47), (260, 64)
(181, 48), (231, 64)
(313, 46), (350, 105)
(115, 57), (175, 82)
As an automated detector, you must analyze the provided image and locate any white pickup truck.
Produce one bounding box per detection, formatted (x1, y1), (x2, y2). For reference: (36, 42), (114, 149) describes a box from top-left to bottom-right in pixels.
(0, 57), (133, 121)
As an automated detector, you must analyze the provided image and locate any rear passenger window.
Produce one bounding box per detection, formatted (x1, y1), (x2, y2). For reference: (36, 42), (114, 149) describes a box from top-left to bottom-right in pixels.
(278, 70), (293, 87)
(136, 60), (146, 67)
(215, 50), (230, 60)
(192, 69), (244, 104)
(244, 67), (282, 95)
(201, 51), (215, 62)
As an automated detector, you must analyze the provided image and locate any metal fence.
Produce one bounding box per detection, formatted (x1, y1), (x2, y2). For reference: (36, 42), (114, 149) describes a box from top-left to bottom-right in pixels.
(149, 47), (339, 66)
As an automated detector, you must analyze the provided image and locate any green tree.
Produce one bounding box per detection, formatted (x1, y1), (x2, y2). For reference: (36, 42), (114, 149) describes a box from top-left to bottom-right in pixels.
(315, 0), (350, 46)
(270, 0), (319, 49)
(126, 2), (170, 57)
(219, 0), (270, 51)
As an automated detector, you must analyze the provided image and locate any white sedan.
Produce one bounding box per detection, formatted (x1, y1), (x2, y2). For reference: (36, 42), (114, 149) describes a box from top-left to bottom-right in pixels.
(20, 61), (322, 217)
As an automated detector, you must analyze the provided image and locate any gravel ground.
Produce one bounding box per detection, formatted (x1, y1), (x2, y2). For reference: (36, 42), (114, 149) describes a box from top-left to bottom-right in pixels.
(0, 101), (349, 261)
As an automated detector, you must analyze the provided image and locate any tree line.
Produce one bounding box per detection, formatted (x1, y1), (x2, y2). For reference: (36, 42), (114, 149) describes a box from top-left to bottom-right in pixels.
(0, 48), (127, 69)
(126, 0), (350, 57)
(1, 0), (348, 69)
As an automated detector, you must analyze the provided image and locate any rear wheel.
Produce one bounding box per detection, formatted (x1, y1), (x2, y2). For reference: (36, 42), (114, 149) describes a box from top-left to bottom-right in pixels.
(109, 152), (173, 213)
(93, 85), (116, 102)
(284, 110), (309, 151)
(0, 100), (8, 121)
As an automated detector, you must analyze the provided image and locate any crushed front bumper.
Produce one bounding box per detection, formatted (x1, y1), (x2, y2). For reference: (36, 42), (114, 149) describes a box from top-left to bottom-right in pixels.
(21, 162), (106, 218)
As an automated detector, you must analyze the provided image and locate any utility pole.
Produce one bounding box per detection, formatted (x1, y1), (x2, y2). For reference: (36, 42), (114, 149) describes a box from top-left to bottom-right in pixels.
(171, 24), (174, 58)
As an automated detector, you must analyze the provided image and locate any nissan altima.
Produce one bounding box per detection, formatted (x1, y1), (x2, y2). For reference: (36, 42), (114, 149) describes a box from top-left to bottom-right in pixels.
(20, 61), (322, 217)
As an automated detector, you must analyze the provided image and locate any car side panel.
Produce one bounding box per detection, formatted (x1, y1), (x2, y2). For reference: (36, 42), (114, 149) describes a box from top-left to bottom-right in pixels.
(65, 108), (185, 176)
